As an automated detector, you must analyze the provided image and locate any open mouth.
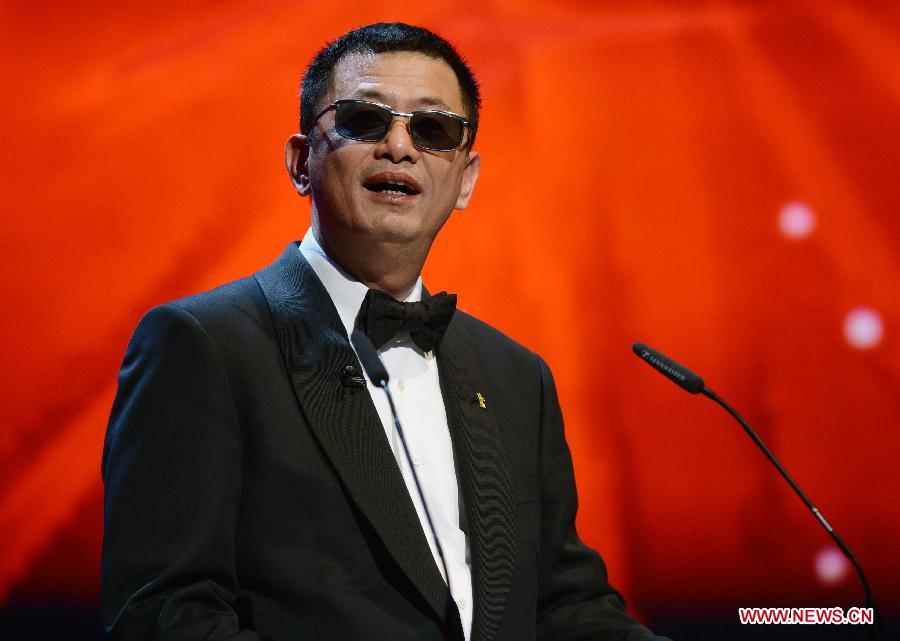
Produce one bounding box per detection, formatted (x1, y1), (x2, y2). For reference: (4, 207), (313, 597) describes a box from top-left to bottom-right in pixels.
(363, 173), (422, 197)
(364, 181), (420, 196)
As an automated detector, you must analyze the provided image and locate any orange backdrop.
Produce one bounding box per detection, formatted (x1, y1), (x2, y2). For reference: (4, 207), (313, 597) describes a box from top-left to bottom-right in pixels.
(2, 0), (899, 624)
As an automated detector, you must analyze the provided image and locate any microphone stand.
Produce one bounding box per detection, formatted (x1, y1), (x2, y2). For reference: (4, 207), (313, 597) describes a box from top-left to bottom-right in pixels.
(633, 342), (883, 640)
(703, 387), (881, 640)
(379, 379), (453, 589)
(351, 330), (453, 590)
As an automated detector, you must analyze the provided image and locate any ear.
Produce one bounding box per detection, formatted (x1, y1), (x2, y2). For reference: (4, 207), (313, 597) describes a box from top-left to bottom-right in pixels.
(285, 134), (312, 196)
(454, 150), (481, 210)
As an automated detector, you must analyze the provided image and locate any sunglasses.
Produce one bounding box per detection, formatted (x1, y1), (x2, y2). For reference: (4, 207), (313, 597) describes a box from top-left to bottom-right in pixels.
(308, 99), (470, 152)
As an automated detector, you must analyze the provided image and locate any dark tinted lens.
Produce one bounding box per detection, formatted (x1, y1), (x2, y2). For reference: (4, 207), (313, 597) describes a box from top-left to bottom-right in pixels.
(334, 102), (391, 141)
(410, 112), (465, 150)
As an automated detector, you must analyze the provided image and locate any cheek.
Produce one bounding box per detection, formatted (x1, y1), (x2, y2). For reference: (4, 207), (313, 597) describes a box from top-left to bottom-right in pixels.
(423, 153), (454, 180)
(312, 153), (358, 205)
(431, 163), (465, 205)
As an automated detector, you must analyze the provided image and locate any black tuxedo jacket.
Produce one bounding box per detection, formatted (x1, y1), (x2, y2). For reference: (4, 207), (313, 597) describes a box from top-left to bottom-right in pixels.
(102, 242), (664, 641)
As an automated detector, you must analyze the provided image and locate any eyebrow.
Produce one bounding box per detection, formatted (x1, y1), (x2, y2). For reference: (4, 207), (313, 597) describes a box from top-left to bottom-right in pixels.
(349, 89), (453, 111)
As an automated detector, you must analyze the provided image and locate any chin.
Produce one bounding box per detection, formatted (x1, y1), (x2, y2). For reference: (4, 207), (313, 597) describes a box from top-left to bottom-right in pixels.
(363, 212), (432, 244)
(371, 224), (428, 246)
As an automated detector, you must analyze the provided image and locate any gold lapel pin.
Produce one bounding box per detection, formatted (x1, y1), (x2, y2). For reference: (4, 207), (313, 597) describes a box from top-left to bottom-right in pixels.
(475, 392), (487, 409)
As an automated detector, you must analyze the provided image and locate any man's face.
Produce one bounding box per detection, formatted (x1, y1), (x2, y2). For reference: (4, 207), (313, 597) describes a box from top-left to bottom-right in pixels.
(288, 51), (480, 251)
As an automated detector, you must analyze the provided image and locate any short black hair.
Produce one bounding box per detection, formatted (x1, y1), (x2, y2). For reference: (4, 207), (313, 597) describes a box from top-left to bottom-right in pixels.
(300, 22), (481, 148)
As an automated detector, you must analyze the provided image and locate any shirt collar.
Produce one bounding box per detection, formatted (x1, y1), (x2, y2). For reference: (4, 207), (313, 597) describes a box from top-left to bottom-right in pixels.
(298, 228), (423, 338)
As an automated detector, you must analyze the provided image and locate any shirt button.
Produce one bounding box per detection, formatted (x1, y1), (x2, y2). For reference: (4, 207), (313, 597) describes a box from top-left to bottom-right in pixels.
(412, 455), (423, 467)
(397, 379), (405, 391)
(458, 599), (468, 610)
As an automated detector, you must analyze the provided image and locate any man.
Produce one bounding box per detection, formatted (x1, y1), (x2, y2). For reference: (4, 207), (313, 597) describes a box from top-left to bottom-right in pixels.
(102, 22), (668, 641)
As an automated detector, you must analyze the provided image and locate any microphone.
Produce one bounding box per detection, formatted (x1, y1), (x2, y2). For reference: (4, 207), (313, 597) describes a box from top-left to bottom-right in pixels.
(631, 342), (883, 641)
(632, 343), (704, 394)
(352, 328), (389, 386)
(350, 329), (452, 590)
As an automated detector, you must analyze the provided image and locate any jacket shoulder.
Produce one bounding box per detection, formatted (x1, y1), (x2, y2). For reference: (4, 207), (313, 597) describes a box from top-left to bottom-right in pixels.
(132, 275), (273, 350)
(166, 275), (263, 320)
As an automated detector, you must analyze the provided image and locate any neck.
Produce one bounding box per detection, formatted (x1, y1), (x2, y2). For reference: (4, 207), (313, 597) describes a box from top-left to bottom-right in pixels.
(312, 220), (429, 301)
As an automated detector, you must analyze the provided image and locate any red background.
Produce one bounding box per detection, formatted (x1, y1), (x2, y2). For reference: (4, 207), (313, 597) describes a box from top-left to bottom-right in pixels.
(2, 0), (898, 628)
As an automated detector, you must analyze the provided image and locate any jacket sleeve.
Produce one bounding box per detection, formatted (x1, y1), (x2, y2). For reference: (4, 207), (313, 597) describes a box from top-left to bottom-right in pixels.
(101, 303), (265, 641)
(534, 356), (670, 641)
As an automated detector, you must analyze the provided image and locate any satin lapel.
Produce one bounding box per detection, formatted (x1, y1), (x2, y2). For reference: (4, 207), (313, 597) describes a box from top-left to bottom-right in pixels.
(437, 315), (516, 641)
(254, 243), (453, 627)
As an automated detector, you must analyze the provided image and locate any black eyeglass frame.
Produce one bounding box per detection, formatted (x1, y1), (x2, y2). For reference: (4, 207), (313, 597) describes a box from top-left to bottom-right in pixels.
(307, 99), (471, 152)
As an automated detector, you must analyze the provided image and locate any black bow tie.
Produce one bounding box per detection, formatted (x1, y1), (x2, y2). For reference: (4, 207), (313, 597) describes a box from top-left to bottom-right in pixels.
(354, 288), (457, 352)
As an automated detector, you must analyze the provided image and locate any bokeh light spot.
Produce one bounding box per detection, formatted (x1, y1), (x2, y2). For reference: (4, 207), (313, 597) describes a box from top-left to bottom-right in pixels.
(814, 546), (850, 586)
(778, 201), (817, 239)
(843, 307), (884, 350)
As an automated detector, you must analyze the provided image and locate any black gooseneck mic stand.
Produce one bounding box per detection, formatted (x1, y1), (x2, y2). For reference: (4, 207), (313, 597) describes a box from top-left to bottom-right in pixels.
(351, 329), (452, 590)
(632, 342), (883, 641)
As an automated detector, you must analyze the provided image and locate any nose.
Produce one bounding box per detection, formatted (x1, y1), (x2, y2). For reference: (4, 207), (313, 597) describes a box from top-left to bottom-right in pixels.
(373, 117), (420, 164)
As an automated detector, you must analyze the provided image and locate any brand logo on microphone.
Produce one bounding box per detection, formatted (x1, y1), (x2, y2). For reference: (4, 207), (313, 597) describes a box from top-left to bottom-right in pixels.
(641, 349), (687, 382)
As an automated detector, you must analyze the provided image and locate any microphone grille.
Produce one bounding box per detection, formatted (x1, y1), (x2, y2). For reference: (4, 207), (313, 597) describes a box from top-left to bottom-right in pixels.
(632, 342), (705, 394)
(351, 330), (389, 386)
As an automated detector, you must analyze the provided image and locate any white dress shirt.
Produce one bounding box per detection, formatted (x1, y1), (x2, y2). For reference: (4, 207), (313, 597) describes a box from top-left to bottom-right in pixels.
(299, 230), (473, 639)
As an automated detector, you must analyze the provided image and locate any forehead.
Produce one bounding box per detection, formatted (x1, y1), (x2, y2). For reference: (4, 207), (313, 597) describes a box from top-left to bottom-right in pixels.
(326, 51), (465, 113)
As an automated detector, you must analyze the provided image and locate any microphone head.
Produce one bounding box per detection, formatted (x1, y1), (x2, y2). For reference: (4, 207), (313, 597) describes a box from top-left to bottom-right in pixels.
(632, 342), (705, 394)
(351, 329), (389, 386)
